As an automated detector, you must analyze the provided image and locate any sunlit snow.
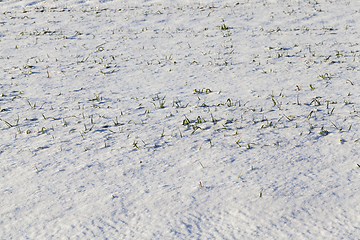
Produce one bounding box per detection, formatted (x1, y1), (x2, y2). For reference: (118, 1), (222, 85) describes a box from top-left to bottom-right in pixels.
(1, 0), (360, 238)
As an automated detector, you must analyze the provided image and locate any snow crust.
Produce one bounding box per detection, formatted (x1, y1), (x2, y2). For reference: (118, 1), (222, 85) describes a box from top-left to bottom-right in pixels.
(1, 0), (360, 238)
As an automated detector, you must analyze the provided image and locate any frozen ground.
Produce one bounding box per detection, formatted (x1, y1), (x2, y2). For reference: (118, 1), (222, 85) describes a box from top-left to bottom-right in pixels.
(1, 0), (360, 239)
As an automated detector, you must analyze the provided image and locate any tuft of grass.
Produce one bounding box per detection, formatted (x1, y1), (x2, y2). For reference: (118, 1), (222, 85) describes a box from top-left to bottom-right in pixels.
(259, 188), (264, 197)
(133, 141), (140, 150)
(191, 124), (202, 134)
(309, 98), (321, 106)
(194, 88), (212, 94)
(80, 132), (85, 140)
(208, 139), (213, 147)
(210, 113), (217, 123)
(235, 137), (241, 147)
(318, 73), (331, 80)
(178, 127), (183, 138)
(199, 162), (204, 168)
(182, 115), (191, 125)
(27, 100), (36, 109)
(128, 120), (136, 125)
(196, 116), (205, 123)
(63, 118), (68, 127)
(219, 24), (230, 30)
(152, 94), (166, 108)
(307, 110), (316, 120)
(319, 127), (329, 136)
(330, 120), (342, 131)
(247, 143), (255, 149)
(2, 120), (13, 128)
(113, 116), (122, 126)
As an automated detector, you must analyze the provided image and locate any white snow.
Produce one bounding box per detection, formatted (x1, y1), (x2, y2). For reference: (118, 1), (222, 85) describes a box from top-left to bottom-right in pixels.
(1, 0), (360, 238)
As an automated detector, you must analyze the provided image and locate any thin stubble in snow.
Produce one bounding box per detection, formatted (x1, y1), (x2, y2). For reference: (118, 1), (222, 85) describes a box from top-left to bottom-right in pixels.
(1, 0), (360, 239)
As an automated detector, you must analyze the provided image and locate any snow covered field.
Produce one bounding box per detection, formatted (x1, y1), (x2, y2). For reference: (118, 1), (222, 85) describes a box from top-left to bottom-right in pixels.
(1, 0), (360, 238)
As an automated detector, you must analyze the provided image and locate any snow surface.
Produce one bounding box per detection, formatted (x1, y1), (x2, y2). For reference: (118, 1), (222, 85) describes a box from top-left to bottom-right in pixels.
(1, 0), (360, 238)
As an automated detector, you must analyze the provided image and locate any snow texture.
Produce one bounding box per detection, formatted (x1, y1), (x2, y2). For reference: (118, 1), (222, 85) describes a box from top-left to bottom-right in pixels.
(1, 0), (360, 239)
